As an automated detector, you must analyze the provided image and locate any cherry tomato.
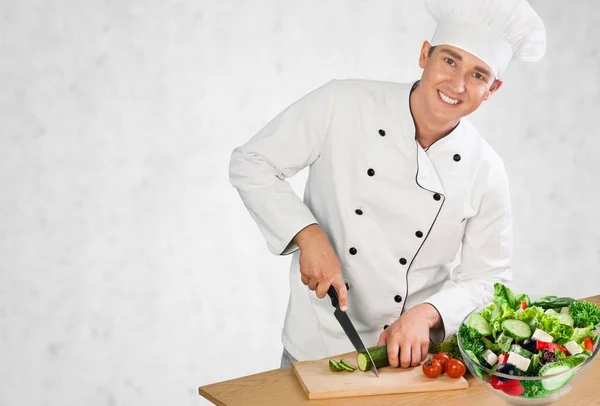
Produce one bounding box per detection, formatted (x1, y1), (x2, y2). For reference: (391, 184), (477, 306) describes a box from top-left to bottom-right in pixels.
(446, 359), (466, 379)
(520, 301), (527, 310)
(502, 381), (525, 396)
(584, 337), (593, 352)
(433, 353), (451, 373)
(422, 359), (442, 378)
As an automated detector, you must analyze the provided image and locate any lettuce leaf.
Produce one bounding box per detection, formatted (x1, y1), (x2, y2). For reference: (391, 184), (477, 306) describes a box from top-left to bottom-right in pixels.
(515, 305), (546, 330)
(570, 326), (595, 344)
(541, 314), (574, 344)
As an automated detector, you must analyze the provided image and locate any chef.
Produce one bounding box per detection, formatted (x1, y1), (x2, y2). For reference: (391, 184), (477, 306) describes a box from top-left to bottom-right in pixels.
(229, 0), (546, 369)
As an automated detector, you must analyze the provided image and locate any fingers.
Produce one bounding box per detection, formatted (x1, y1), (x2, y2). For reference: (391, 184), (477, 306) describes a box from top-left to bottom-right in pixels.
(308, 278), (318, 291)
(377, 331), (387, 347)
(387, 339), (400, 368)
(330, 278), (348, 311)
(421, 342), (430, 363)
(399, 340), (412, 368)
(411, 342), (421, 367)
(301, 274), (309, 285)
(315, 281), (329, 299)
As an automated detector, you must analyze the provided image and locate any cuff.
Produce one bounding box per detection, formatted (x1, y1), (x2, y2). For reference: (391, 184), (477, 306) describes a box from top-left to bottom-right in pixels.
(423, 285), (480, 343)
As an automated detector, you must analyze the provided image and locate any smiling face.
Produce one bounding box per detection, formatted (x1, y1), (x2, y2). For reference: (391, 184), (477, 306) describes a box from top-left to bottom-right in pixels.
(416, 41), (502, 125)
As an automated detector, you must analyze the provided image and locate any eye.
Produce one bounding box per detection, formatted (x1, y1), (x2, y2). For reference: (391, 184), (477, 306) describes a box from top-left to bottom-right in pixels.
(444, 57), (455, 66)
(473, 72), (487, 81)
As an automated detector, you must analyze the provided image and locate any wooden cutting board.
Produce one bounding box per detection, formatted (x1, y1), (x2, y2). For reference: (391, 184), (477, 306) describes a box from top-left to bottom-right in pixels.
(292, 351), (469, 400)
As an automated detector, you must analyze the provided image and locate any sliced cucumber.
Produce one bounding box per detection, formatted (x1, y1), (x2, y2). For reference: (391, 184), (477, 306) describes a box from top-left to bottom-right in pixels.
(329, 359), (343, 372)
(510, 344), (533, 359)
(555, 312), (574, 326)
(469, 313), (492, 336)
(539, 361), (573, 391)
(357, 345), (390, 371)
(338, 359), (357, 372)
(502, 319), (532, 340)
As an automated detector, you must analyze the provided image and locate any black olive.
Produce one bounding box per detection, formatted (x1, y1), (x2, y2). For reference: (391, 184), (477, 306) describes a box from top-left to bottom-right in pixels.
(522, 339), (537, 353)
(496, 363), (517, 381)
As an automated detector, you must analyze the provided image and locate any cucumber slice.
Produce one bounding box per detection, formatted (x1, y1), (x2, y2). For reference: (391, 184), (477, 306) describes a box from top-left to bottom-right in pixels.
(338, 359), (357, 372)
(510, 344), (533, 359)
(555, 312), (574, 326)
(502, 319), (532, 340)
(329, 359), (343, 372)
(539, 362), (573, 391)
(357, 345), (391, 371)
(469, 313), (492, 336)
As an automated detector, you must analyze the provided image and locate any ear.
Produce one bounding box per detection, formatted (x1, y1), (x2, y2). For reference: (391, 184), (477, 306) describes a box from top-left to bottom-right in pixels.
(483, 80), (503, 100)
(419, 40), (432, 69)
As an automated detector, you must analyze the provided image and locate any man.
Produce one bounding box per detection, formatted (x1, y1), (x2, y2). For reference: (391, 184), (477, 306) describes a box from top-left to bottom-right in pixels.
(229, 0), (546, 369)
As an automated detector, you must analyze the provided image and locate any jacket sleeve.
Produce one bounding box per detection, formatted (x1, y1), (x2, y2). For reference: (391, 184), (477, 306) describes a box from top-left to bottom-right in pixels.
(423, 162), (514, 344)
(229, 80), (338, 255)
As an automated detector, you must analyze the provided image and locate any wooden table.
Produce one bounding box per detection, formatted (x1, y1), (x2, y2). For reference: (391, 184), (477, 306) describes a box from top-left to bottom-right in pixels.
(199, 295), (600, 406)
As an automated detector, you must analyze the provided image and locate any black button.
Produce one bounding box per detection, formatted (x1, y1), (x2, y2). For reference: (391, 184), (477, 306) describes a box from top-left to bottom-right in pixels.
(399, 258), (407, 265)
(355, 209), (363, 215)
(378, 129), (386, 136)
(415, 231), (423, 238)
(367, 168), (375, 176)
(453, 154), (461, 162)
(433, 193), (441, 201)
(345, 282), (350, 290)
(383, 324), (389, 330)
(394, 295), (402, 303)
(349, 247), (357, 255)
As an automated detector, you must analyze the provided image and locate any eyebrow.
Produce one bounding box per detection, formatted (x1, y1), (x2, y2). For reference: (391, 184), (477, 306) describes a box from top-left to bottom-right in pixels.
(439, 48), (492, 78)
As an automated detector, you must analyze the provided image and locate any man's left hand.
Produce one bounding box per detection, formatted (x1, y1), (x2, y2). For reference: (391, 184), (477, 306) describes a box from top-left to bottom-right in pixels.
(376, 303), (442, 368)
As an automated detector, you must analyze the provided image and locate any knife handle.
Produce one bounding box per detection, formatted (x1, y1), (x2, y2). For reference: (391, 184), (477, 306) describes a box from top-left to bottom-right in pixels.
(327, 285), (339, 308)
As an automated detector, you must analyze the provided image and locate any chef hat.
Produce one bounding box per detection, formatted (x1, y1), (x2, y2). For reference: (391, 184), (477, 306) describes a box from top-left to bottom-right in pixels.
(425, 0), (546, 79)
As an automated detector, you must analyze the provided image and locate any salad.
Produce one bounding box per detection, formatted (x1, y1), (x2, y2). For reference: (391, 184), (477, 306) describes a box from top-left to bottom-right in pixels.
(430, 283), (600, 398)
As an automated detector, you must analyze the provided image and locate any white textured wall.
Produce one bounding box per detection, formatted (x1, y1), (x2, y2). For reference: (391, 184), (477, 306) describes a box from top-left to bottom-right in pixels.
(1, 1), (598, 405)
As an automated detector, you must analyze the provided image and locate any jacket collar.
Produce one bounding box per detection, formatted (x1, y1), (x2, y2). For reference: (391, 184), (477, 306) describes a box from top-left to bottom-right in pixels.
(396, 80), (470, 194)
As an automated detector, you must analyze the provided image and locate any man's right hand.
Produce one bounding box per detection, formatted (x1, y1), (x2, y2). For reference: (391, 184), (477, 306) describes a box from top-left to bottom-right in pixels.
(294, 224), (348, 311)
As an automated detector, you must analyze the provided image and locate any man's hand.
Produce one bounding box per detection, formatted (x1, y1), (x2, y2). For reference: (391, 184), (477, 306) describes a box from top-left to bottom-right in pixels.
(294, 224), (348, 311)
(377, 303), (442, 368)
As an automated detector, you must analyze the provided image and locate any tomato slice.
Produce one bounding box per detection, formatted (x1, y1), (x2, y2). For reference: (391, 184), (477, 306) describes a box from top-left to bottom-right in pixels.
(501, 381), (525, 396)
(584, 337), (594, 352)
(536, 340), (568, 355)
(520, 301), (527, 310)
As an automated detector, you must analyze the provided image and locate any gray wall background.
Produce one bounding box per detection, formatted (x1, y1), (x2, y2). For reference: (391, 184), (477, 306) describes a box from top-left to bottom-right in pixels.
(1, 1), (599, 405)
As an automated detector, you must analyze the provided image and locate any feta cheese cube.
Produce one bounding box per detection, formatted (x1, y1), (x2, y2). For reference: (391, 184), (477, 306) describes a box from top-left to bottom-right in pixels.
(565, 340), (583, 355)
(531, 328), (554, 343)
(483, 349), (498, 366)
(507, 351), (531, 372)
(561, 307), (570, 313)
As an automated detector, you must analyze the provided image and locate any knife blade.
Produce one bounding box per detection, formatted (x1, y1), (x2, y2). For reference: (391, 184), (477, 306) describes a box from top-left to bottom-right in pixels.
(327, 285), (379, 377)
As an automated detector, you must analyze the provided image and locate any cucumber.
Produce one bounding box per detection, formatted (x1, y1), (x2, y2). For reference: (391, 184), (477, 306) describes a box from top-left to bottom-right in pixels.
(338, 359), (357, 372)
(357, 345), (391, 371)
(555, 312), (574, 326)
(510, 344), (533, 359)
(329, 359), (343, 372)
(502, 319), (532, 340)
(539, 361), (573, 391)
(469, 313), (492, 336)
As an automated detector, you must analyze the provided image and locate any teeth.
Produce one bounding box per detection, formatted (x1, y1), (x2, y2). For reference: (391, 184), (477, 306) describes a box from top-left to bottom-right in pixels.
(439, 91), (459, 105)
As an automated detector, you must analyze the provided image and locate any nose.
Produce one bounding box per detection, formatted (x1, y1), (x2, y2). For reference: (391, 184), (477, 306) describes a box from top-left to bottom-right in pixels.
(448, 73), (466, 94)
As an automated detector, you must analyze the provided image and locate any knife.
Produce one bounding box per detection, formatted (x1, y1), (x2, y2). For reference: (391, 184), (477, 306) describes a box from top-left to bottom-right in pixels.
(327, 285), (379, 377)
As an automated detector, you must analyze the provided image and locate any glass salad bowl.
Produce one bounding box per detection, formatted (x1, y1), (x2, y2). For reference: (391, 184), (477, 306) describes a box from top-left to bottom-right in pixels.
(456, 298), (600, 405)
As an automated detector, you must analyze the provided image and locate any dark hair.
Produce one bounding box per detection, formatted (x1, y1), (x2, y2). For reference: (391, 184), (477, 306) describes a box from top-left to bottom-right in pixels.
(428, 45), (436, 57)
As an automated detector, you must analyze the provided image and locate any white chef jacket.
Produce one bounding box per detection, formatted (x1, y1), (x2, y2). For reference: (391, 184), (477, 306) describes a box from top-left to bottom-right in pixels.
(229, 78), (513, 361)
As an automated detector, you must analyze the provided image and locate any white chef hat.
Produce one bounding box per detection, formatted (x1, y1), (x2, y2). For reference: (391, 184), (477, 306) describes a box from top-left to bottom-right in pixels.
(425, 0), (546, 79)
